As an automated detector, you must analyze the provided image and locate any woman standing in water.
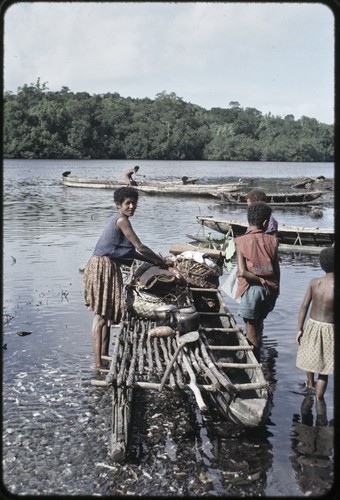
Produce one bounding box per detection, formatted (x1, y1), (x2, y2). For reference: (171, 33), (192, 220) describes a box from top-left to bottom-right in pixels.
(83, 186), (167, 371)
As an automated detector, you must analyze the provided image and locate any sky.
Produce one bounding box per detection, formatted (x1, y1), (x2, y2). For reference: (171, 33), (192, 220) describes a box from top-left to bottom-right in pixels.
(2, 1), (335, 124)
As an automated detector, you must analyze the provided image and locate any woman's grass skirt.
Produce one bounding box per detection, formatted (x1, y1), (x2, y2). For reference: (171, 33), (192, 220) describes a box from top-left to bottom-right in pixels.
(83, 255), (124, 322)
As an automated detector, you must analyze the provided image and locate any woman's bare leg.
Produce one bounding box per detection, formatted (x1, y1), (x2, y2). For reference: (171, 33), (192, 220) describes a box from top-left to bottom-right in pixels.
(101, 322), (110, 357)
(91, 314), (106, 368)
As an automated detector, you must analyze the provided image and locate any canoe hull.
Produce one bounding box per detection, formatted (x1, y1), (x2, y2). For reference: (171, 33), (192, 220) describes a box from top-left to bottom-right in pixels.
(61, 175), (243, 198)
(208, 393), (269, 427)
(196, 216), (334, 249)
(190, 287), (270, 427)
(219, 190), (327, 204)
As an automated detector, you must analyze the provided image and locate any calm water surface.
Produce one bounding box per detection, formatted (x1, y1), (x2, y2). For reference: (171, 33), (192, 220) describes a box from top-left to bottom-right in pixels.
(2, 160), (335, 497)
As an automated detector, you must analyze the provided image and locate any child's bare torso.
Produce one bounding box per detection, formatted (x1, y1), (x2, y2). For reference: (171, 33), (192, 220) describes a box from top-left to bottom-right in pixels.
(310, 275), (334, 324)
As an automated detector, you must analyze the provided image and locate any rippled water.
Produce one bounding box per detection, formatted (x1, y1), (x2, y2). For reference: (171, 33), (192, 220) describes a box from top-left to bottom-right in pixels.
(2, 159), (335, 496)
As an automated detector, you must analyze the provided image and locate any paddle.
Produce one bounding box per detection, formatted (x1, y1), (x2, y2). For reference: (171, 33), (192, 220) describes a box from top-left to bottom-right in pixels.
(159, 331), (199, 391)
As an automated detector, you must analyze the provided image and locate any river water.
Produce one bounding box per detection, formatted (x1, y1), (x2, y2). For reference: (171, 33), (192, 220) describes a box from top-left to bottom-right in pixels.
(2, 159), (335, 497)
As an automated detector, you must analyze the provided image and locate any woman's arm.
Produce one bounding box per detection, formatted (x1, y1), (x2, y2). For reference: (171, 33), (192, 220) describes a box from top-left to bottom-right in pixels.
(117, 216), (165, 266)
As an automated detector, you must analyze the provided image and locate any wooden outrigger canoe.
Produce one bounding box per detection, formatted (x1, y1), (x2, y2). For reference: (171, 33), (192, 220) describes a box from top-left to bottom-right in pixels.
(135, 182), (243, 197)
(91, 281), (270, 460)
(189, 286), (270, 426)
(61, 173), (244, 198)
(169, 237), (325, 256)
(215, 189), (327, 207)
(61, 173), (198, 189)
(196, 215), (334, 252)
(290, 176), (326, 189)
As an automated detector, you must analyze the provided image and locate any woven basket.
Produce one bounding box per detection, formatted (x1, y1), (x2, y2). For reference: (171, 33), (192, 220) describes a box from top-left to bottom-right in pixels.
(126, 286), (189, 319)
(174, 260), (221, 289)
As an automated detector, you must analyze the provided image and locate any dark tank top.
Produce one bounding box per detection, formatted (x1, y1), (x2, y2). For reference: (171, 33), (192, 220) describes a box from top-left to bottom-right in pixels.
(93, 214), (135, 266)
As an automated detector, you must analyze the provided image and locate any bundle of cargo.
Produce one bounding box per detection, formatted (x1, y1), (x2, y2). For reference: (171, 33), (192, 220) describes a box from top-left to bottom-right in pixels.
(126, 262), (190, 319)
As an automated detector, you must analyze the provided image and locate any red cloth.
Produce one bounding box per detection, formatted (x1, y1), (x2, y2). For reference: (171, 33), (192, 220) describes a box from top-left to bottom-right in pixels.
(235, 229), (280, 300)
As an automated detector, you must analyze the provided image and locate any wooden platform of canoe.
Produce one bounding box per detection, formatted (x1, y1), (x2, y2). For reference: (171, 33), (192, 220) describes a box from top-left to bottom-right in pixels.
(61, 174), (244, 198)
(196, 215), (334, 252)
(91, 285), (270, 460)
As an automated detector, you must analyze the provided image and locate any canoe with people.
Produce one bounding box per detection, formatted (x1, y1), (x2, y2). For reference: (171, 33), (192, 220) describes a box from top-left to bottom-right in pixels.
(61, 171), (244, 197)
(91, 253), (270, 460)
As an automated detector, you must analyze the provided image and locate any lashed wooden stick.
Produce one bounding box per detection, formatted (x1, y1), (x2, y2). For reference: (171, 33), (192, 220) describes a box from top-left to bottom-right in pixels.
(159, 337), (176, 389)
(159, 331), (199, 391)
(192, 344), (220, 389)
(105, 323), (125, 384)
(153, 337), (163, 373)
(137, 320), (146, 374)
(198, 335), (239, 395)
(181, 347), (207, 412)
(126, 325), (138, 387)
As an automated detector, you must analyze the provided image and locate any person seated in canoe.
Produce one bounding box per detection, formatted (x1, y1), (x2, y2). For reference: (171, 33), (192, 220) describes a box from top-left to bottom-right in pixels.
(245, 188), (278, 235)
(83, 186), (169, 371)
(181, 176), (198, 185)
(235, 201), (281, 361)
(123, 165), (145, 186)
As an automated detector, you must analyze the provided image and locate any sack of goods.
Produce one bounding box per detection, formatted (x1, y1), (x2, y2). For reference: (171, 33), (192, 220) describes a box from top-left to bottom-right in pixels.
(131, 262), (182, 293)
(126, 262), (190, 319)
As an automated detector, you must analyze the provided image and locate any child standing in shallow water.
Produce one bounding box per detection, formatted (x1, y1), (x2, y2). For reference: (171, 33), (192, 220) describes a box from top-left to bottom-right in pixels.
(235, 201), (280, 361)
(296, 246), (334, 399)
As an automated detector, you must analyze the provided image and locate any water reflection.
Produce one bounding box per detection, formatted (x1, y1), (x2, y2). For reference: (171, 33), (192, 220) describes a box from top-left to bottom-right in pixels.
(279, 252), (321, 269)
(113, 388), (275, 496)
(204, 413), (274, 496)
(290, 396), (334, 495)
(260, 333), (278, 393)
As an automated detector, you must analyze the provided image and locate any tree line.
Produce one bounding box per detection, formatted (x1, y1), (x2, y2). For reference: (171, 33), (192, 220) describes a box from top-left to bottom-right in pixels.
(3, 79), (334, 162)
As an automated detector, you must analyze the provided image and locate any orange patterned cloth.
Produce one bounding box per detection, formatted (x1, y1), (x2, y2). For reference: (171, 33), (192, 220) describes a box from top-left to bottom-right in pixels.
(83, 255), (124, 322)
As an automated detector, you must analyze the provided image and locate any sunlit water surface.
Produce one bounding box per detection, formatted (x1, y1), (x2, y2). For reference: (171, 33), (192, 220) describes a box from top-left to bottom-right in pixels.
(2, 160), (335, 496)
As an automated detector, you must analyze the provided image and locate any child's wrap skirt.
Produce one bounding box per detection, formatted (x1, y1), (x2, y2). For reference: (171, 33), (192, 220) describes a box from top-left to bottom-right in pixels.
(296, 318), (334, 375)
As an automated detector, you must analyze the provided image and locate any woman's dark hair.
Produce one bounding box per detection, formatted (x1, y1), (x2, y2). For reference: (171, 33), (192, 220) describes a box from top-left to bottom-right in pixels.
(247, 201), (272, 227)
(319, 246), (334, 273)
(114, 186), (139, 205)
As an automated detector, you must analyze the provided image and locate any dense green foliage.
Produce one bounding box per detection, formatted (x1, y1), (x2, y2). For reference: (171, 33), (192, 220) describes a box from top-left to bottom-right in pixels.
(3, 79), (334, 161)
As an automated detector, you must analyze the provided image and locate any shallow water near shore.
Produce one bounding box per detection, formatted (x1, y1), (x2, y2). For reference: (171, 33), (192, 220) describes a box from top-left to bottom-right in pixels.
(2, 159), (335, 497)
